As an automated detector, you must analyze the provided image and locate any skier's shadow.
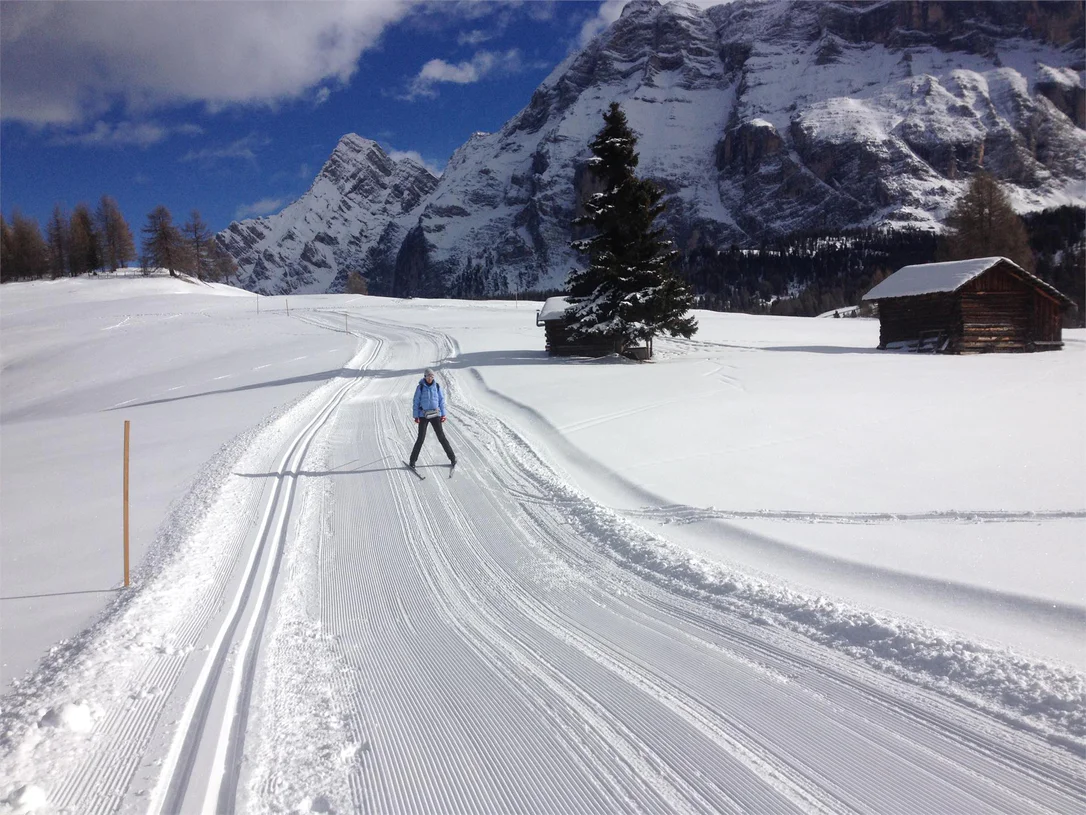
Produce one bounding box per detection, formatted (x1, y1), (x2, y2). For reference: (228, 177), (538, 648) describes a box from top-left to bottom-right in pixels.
(233, 456), (423, 479)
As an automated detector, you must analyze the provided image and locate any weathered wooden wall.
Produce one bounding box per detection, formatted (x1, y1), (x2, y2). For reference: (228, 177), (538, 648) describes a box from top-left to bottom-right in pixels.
(957, 291), (1032, 352)
(876, 261), (1065, 353)
(958, 265), (1062, 352)
(543, 321), (619, 357)
(1033, 296), (1063, 347)
(877, 294), (959, 349)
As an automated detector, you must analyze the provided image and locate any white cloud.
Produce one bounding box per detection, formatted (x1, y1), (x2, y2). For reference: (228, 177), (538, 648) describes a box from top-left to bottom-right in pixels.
(0, 1), (418, 126)
(457, 29), (492, 47)
(408, 49), (524, 99)
(388, 149), (444, 178)
(235, 197), (286, 220)
(50, 121), (163, 148)
(48, 120), (203, 148)
(578, 0), (629, 46)
(578, 0), (727, 47)
(181, 134), (271, 164)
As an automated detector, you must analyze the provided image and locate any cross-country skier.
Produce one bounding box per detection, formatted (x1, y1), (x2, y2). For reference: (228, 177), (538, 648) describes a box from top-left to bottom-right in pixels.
(408, 368), (456, 470)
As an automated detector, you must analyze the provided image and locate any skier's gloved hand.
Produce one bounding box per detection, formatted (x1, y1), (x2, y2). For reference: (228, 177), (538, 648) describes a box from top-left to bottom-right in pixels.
(441, 416), (446, 423)
(414, 418), (419, 424)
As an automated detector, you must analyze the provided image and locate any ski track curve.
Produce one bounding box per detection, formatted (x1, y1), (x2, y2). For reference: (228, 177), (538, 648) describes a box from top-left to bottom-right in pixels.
(6, 308), (1084, 815)
(0, 309), (383, 815)
(239, 314), (1084, 815)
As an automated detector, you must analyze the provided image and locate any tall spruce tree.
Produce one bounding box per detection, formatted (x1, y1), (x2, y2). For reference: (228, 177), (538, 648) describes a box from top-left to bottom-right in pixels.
(565, 102), (696, 354)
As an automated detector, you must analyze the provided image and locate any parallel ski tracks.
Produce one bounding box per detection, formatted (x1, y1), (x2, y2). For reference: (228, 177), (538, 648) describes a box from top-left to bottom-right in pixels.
(407, 411), (838, 812)
(59, 311), (1073, 815)
(145, 335), (385, 815)
(323, 319), (1086, 815)
(445, 390), (1086, 814)
(317, 357), (833, 811)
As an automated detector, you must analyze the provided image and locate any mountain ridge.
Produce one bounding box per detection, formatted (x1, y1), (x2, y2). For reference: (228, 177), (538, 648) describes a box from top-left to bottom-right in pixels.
(220, 0), (1085, 297)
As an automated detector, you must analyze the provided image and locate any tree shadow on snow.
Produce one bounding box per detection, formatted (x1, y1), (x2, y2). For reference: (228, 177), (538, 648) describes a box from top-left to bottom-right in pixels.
(105, 349), (622, 410)
(761, 345), (883, 355)
(234, 455), (445, 479)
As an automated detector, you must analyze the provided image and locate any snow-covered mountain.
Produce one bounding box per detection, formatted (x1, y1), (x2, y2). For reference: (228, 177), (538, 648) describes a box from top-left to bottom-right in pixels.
(221, 0), (1086, 296)
(219, 134), (438, 295)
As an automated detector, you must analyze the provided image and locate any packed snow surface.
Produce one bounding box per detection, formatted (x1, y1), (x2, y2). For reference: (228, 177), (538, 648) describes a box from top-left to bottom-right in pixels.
(1, 273), (1083, 813)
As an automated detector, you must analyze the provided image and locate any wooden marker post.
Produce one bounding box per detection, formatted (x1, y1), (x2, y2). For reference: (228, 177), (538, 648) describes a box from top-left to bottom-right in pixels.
(123, 420), (131, 587)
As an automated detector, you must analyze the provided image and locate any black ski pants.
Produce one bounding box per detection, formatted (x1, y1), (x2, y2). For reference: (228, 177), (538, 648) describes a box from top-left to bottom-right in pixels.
(410, 417), (456, 465)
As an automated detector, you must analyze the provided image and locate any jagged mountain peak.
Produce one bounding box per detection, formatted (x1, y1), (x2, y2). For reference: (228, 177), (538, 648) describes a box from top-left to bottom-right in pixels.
(220, 134), (437, 295)
(220, 0), (1085, 298)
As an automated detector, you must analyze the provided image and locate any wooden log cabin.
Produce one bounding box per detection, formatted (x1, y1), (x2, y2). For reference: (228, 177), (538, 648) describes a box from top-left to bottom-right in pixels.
(536, 296), (625, 357)
(862, 257), (1074, 353)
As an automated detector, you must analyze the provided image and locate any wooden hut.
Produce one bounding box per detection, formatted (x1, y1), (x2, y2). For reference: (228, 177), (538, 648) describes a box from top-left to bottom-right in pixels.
(862, 257), (1074, 353)
(536, 296), (624, 357)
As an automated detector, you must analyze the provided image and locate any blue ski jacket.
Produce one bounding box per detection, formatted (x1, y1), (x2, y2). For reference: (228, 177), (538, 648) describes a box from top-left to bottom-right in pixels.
(413, 378), (446, 419)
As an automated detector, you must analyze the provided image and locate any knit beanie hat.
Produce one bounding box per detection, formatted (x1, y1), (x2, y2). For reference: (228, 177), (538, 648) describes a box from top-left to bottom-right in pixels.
(424, 368), (435, 378)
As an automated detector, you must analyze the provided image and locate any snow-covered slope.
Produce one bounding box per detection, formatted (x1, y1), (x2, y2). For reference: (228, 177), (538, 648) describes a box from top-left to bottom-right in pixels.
(219, 134), (437, 295)
(221, 0), (1085, 296)
(2, 279), (1083, 812)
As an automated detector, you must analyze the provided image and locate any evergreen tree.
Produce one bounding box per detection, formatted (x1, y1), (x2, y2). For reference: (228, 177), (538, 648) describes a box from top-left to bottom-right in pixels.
(96, 195), (135, 271)
(182, 209), (212, 279)
(47, 204), (69, 278)
(565, 102), (697, 353)
(141, 205), (183, 276)
(938, 171), (1034, 271)
(68, 203), (101, 275)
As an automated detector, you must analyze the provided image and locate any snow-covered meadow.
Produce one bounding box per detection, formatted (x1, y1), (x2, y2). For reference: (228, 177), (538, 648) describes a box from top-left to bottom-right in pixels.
(1, 273), (1083, 811)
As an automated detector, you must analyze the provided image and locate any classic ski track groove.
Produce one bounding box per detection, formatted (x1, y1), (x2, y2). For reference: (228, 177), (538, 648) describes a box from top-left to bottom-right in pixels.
(454, 387), (1084, 813)
(144, 319), (384, 815)
(37, 310), (1084, 814)
(278, 314), (1083, 815)
(471, 402), (1085, 805)
(624, 504), (1086, 524)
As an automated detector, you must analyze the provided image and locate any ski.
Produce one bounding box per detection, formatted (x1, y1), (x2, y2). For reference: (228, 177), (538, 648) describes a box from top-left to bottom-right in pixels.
(403, 461), (425, 480)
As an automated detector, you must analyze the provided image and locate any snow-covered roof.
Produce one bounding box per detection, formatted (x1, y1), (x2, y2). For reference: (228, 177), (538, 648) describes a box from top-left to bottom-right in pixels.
(537, 296), (571, 322)
(862, 257), (1071, 304)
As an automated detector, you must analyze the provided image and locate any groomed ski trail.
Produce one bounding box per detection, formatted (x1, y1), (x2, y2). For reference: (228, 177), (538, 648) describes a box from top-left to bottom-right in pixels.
(5, 309), (1082, 815)
(241, 316), (1084, 814)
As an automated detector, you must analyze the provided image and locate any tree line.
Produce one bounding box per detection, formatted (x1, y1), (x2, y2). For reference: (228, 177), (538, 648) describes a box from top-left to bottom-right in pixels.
(676, 173), (1084, 325)
(1, 198), (237, 284)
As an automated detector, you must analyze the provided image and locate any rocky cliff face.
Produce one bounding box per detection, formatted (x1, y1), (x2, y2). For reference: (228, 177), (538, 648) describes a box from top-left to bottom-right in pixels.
(219, 134), (437, 295)
(221, 0), (1085, 296)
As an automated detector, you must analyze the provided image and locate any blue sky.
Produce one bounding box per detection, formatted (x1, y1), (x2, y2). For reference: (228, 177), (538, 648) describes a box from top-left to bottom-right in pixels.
(1, 1), (635, 235)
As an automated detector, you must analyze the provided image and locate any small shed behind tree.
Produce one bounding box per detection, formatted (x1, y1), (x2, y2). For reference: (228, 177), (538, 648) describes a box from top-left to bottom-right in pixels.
(536, 296), (624, 357)
(862, 257), (1074, 353)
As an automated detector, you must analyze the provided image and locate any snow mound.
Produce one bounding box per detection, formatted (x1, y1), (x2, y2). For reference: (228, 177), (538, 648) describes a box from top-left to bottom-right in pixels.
(293, 794), (333, 814)
(37, 701), (94, 733)
(2, 784), (48, 815)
